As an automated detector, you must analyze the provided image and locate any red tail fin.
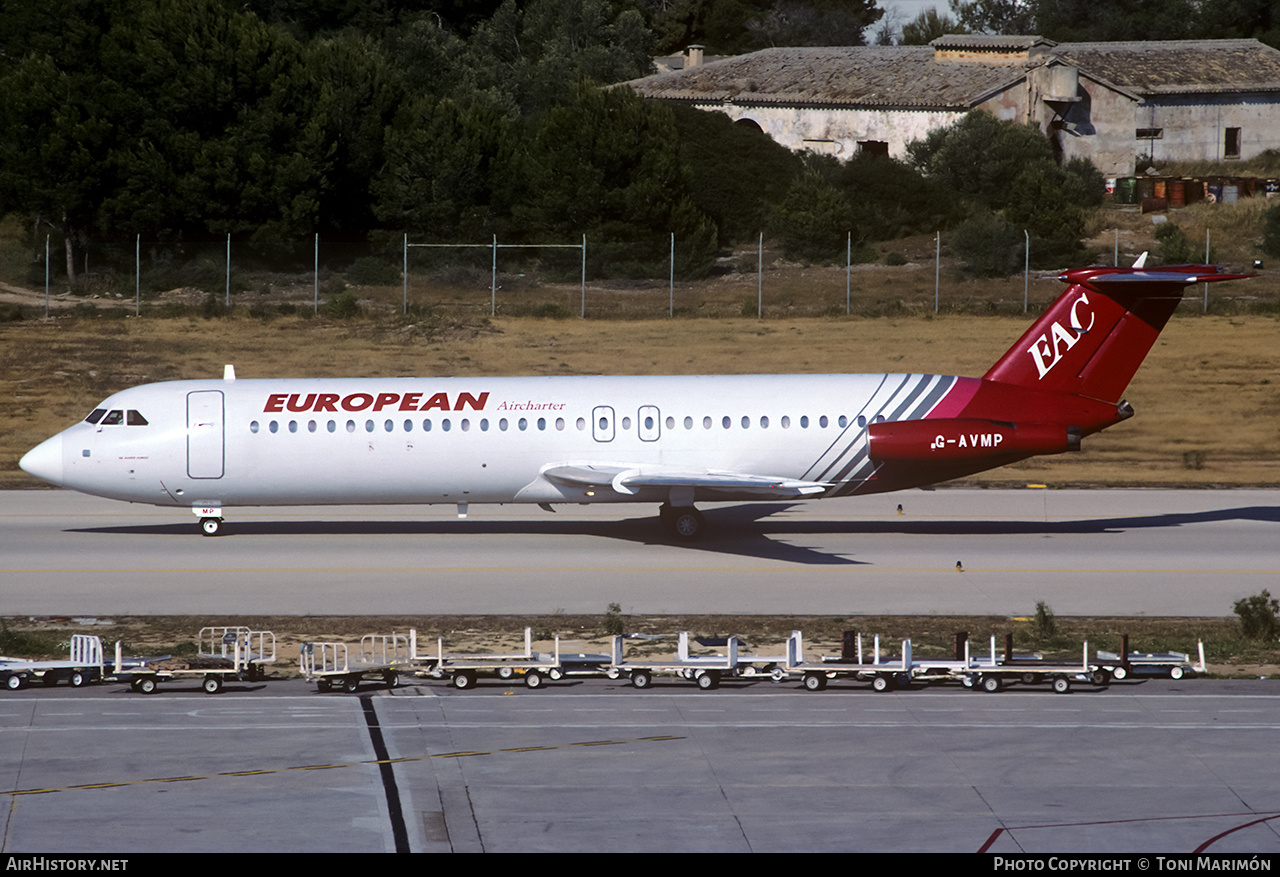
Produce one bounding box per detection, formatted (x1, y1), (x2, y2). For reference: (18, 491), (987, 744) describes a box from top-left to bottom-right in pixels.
(983, 265), (1249, 404)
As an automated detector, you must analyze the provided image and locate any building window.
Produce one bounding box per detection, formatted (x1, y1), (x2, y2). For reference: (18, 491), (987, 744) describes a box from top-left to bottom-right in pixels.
(858, 140), (889, 157)
(1136, 127), (1163, 140)
(1225, 127), (1242, 159)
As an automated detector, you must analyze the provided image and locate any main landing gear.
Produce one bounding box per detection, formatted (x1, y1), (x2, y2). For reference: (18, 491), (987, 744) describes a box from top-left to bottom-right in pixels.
(658, 504), (703, 541)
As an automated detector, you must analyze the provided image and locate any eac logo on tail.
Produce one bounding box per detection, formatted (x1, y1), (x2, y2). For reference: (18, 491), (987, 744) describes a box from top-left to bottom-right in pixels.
(1026, 291), (1095, 380)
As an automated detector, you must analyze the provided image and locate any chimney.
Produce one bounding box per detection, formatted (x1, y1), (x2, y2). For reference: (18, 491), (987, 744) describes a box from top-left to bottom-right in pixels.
(687, 45), (704, 68)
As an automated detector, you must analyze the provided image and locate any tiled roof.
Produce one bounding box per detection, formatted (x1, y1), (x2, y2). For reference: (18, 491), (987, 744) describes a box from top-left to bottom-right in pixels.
(625, 39), (1280, 108)
(1053, 40), (1280, 94)
(625, 46), (1026, 109)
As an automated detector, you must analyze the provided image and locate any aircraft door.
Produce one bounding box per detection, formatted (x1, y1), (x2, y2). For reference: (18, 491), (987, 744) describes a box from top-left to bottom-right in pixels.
(187, 390), (224, 478)
(592, 406), (615, 442)
(638, 406), (660, 442)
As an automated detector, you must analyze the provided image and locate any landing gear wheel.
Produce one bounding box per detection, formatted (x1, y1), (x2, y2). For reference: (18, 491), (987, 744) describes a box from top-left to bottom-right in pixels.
(671, 508), (703, 540)
(200, 517), (222, 537)
(802, 672), (827, 691)
(524, 670), (544, 689)
(202, 675), (224, 695)
(630, 670), (652, 689)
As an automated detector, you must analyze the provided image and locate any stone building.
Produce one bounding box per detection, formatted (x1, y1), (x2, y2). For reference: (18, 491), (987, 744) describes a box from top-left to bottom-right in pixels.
(625, 35), (1280, 178)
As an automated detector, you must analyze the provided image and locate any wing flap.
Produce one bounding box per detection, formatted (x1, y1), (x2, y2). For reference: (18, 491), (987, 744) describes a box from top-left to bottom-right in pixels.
(541, 463), (827, 497)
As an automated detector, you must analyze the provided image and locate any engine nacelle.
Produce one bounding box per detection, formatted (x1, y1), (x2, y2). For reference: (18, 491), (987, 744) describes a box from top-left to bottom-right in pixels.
(868, 419), (1081, 463)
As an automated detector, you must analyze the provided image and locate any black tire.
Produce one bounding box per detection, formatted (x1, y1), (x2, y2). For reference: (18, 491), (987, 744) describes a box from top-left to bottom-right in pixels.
(1052, 676), (1071, 694)
(138, 677), (158, 694)
(70, 670), (88, 688)
(202, 675), (223, 695)
(667, 507), (703, 540)
(981, 675), (1002, 693)
(696, 670), (720, 690)
(1170, 666), (1185, 680)
(802, 672), (827, 691)
(631, 670), (652, 689)
(342, 675), (361, 693)
(451, 670), (476, 690)
(4, 674), (22, 691)
(872, 675), (892, 692)
(1091, 669), (1111, 686)
(524, 670), (544, 689)
(200, 517), (222, 536)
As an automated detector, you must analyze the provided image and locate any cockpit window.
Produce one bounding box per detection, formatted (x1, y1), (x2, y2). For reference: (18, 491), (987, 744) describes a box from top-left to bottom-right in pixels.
(85, 409), (106, 424)
(127, 410), (148, 426)
(100, 410), (124, 426)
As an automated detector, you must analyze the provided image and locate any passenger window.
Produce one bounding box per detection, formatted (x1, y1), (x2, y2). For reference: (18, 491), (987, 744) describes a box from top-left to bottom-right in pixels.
(684, 416), (693, 429)
(781, 416), (790, 428)
(442, 419), (452, 432)
(576, 418), (585, 430)
(328, 420), (336, 433)
(126, 410), (148, 426)
(422, 419), (432, 432)
(741, 416), (750, 429)
(556, 417), (565, 431)
(722, 416), (731, 429)
(819, 415), (829, 428)
(346, 420), (355, 433)
(85, 409), (106, 424)
(250, 421), (259, 433)
(800, 416), (809, 428)
(838, 415), (847, 428)
(269, 421), (279, 433)
(383, 419), (393, 432)
(760, 416), (769, 428)
(500, 418), (509, 431)
(403, 419), (413, 432)
(308, 420), (317, 433)
(538, 417), (546, 430)
(289, 421), (298, 433)
(365, 420), (375, 433)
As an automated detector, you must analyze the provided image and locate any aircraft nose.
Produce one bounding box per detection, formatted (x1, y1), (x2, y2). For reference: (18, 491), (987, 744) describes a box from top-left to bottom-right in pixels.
(19, 433), (64, 485)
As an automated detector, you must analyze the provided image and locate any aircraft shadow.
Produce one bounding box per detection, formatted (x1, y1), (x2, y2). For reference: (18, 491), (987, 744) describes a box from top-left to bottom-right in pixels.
(66, 502), (1278, 566)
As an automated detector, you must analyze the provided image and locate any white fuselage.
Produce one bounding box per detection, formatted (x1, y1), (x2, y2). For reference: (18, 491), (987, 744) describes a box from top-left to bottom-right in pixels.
(25, 372), (959, 510)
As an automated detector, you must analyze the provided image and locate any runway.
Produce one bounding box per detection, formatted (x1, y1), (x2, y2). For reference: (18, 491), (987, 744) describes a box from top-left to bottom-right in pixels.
(3, 679), (1280, 853)
(2, 488), (1277, 616)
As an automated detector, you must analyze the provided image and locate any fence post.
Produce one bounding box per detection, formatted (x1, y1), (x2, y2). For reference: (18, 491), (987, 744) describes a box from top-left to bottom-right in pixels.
(135, 234), (140, 317)
(403, 233), (408, 315)
(225, 233), (231, 310)
(669, 232), (674, 318)
(846, 232), (851, 315)
(313, 233), (319, 314)
(581, 234), (586, 318)
(491, 234), (497, 317)
(757, 232), (763, 319)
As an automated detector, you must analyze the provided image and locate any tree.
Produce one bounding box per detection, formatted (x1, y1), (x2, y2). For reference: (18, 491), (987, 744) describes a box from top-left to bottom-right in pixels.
(949, 0), (1035, 34)
(768, 170), (855, 263)
(901, 8), (967, 45)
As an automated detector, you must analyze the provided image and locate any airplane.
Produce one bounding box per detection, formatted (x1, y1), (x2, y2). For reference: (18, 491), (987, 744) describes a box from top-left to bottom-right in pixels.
(19, 261), (1247, 539)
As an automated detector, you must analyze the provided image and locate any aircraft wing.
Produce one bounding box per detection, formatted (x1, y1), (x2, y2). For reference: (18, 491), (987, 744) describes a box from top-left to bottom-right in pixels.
(541, 463), (828, 498)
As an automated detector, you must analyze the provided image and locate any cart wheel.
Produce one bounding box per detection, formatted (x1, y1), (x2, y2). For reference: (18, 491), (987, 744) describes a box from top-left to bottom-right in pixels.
(138, 677), (158, 694)
(696, 670), (720, 690)
(5, 674), (22, 691)
(524, 670), (544, 689)
(1021, 672), (1042, 685)
(130, 678), (143, 692)
(342, 675), (360, 693)
(497, 666), (514, 679)
(1052, 676), (1071, 694)
(70, 670), (88, 688)
(872, 675), (892, 692)
(802, 672), (827, 691)
(630, 670), (652, 690)
(605, 667), (621, 680)
(1111, 666), (1128, 681)
(451, 670), (476, 690)
(770, 667), (788, 683)
(547, 667), (564, 681)
(980, 675), (1001, 693)
(317, 679), (332, 692)
(1090, 669), (1111, 686)
(202, 675), (224, 695)
(1169, 666), (1185, 680)
(383, 670), (399, 688)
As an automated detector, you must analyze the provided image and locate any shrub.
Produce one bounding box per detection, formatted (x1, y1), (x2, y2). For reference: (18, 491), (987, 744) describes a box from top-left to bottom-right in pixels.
(324, 290), (362, 319)
(1233, 590), (1280, 641)
(603, 603), (624, 637)
(346, 256), (401, 286)
(1033, 601), (1057, 639)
